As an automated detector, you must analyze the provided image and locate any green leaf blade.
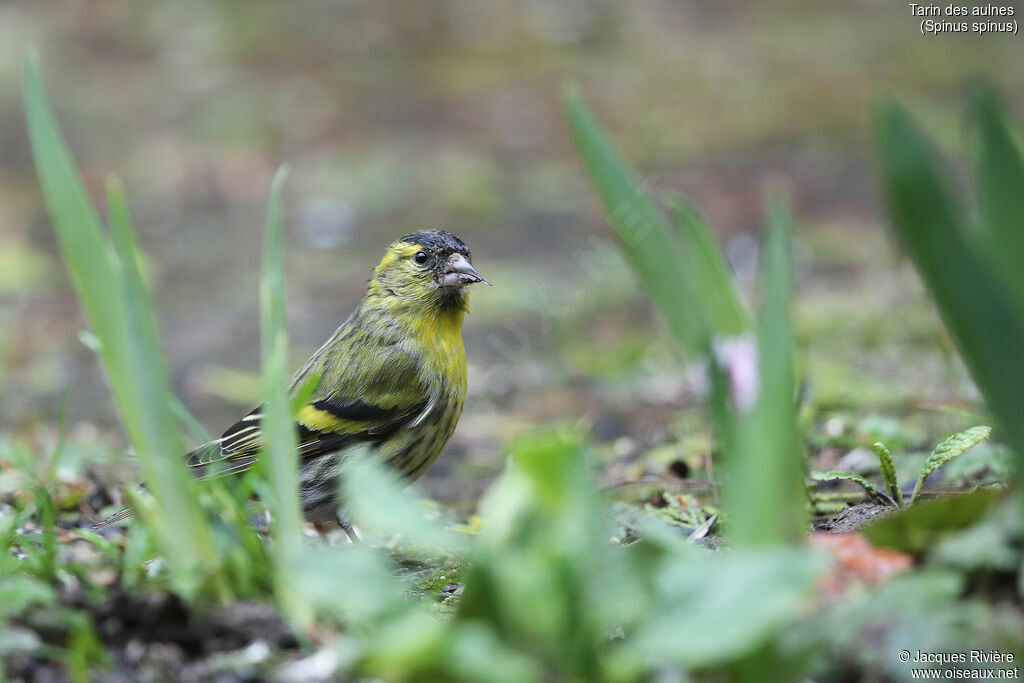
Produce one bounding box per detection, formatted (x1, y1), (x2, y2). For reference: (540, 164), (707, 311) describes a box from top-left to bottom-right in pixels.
(973, 87), (1024, 309)
(874, 442), (903, 507)
(668, 196), (751, 333)
(726, 200), (806, 546)
(257, 166), (309, 625)
(563, 88), (747, 357)
(24, 55), (215, 587)
(812, 470), (886, 503)
(876, 101), (1024, 474)
(106, 181), (217, 584)
(911, 426), (992, 504)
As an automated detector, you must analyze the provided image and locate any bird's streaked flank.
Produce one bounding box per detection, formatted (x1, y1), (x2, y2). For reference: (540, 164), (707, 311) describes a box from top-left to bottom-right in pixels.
(94, 229), (487, 536)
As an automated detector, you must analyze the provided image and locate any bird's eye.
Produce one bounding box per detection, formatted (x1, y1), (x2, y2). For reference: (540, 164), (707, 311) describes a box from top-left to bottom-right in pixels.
(413, 251), (428, 265)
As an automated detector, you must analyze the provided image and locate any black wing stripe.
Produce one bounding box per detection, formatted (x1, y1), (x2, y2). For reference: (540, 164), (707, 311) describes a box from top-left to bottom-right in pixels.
(183, 394), (431, 475)
(368, 400), (429, 436)
(310, 397), (410, 422)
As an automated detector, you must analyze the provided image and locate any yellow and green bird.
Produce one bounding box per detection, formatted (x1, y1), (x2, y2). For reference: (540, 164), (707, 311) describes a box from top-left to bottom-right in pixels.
(96, 230), (487, 534)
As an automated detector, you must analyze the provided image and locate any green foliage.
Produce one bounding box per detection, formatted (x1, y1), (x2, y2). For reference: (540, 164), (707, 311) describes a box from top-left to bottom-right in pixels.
(342, 454), (468, 558)
(802, 568), (1022, 679)
(15, 57), (1024, 682)
(258, 166), (311, 625)
(566, 89), (804, 547)
(877, 94), (1024, 485)
(972, 87), (1024, 309)
(810, 427), (995, 510)
(720, 201), (805, 546)
(911, 426), (992, 504)
(336, 430), (820, 682)
(451, 431), (633, 682)
(624, 547), (819, 674)
(811, 470), (889, 504)
(863, 489), (999, 554)
(874, 442), (903, 507)
(667, 196), (753, 343)
(20, 57), (287, 610)
(563, 87), (749, 358)
(23, 54), (215, 594)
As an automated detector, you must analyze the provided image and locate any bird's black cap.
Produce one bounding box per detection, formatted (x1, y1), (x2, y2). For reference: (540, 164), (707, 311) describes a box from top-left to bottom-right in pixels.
(400, 230), (471, 259)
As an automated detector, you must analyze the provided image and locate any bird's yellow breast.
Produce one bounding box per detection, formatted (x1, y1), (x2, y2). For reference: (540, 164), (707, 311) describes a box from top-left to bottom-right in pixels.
(409, 306), (468, 391)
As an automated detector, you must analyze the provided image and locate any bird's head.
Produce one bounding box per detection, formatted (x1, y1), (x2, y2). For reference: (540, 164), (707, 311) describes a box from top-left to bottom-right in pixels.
(367, 230), (488, 314)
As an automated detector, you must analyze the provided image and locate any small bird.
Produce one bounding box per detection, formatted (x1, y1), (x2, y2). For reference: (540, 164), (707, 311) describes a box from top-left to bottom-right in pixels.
(94, 229), (488, 536)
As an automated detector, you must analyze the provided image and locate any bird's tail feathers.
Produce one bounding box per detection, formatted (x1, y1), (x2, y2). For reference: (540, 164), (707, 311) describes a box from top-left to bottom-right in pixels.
(89, 506), (134, 531)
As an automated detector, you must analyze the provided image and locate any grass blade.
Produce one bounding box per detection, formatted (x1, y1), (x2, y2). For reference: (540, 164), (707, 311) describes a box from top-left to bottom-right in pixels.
(668, 196), (751, 331)
(23, 56), (125, 372)
(106, 179), (215, 583)
(24, 54), (214, 587)
(564, 87), (748, 357)
(258, 166), (309, 624)
(973, 87), (1024, 309)
(725, 201), (806, 545)
(876, 102), (1024, 473)
(170, 396), (214, 445)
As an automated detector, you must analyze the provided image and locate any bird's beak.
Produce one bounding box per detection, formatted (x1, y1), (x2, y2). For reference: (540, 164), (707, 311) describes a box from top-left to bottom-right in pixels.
(440, 253), (491, 288)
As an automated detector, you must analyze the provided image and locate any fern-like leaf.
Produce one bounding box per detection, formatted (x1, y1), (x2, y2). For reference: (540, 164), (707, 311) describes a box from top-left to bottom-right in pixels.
(811, 470), (895, 506)
(910, 426), (992, 504)
(873, 442), (903, 507)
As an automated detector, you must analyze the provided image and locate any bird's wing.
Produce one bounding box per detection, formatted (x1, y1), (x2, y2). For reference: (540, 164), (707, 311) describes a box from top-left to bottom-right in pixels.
(185, 328), (429, 478)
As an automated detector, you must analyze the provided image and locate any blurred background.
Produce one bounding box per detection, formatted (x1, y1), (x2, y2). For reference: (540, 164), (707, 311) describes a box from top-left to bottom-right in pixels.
(1, 0), (1021, 511)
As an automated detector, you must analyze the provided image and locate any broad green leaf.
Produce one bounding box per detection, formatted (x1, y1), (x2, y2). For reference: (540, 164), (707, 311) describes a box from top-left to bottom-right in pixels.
(457, 429), (641, 681)
(910, 426), (991, 504)
(863, 489), (999, 554)
(342, 454), (468, 557)
(294, 543), (406, 624)
(811, 470), (888, 504)
(443, 623), (542, 683)
(876, 102), (1024, 481)
(873, 442), (903, 507)
(624, 548), (818, 669)
(932, 501), (1019, 572)
(564, 88), (747, 357)
(973, 87), (1024, 309)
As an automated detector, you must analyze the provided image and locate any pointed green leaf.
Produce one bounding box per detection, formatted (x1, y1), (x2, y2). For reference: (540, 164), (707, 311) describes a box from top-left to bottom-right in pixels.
(668, 195), (751, 332)
(24, 54), (213, 585)
(874, 442), (903, 507)
(564, 88), (747, 357)
(726, 200), (806, 546)
(876, 101), (1024, 472)
(910, 426), (991, 504)
(22, 55), (125, 376)
(257, 166), (308, 623)
(107, 179), (214, 573)
(812, 470), (890, 505)
(973, 87), (1024, 308)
